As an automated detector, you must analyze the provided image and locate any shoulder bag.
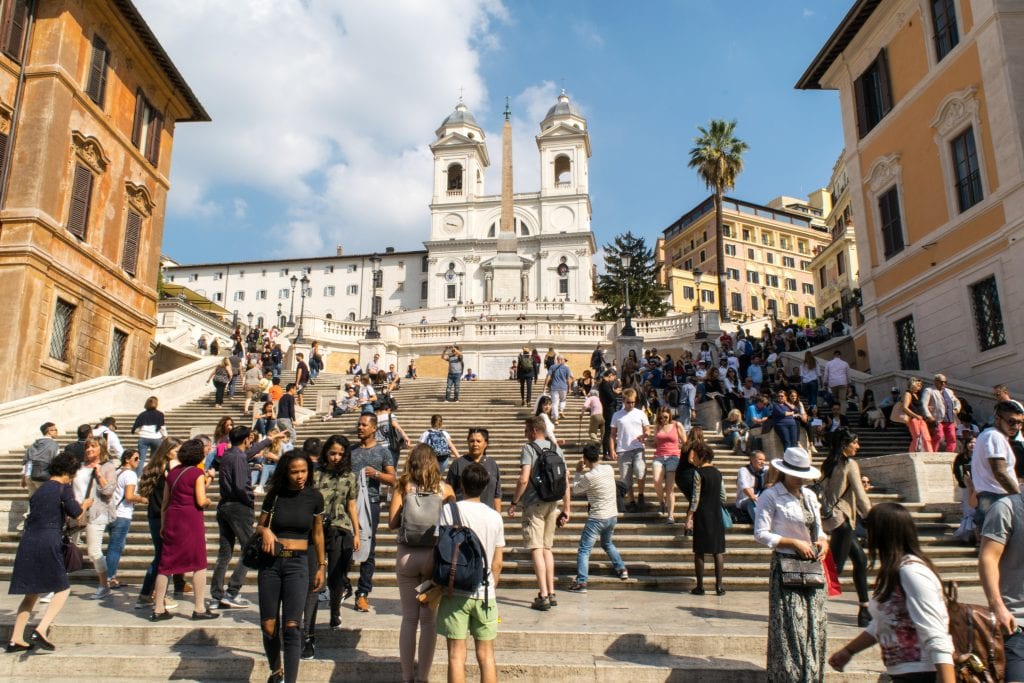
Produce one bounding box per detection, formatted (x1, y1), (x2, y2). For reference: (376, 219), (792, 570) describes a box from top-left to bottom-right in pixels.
(241, 496), (281, 569)
(777, 491), (825, 588)
(61, 489), (85, 573)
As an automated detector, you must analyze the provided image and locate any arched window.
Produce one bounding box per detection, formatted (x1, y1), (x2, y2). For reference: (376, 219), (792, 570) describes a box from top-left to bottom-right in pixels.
(324, 313), (333, 320)
(488, 218), (530, 237)
(557, 257), (570, 295)
(347, 312), (356, 321)
(447, 163), (463, 191)
(554, 155), (572, 185)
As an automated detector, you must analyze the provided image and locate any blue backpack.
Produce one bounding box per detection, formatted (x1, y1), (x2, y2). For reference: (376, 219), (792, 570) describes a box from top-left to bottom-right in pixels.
(433, 502), (489, 606)
(426, 429), (451, 459)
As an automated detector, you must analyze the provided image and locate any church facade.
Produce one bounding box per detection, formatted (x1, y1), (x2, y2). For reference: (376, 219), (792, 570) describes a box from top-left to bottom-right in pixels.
(164, 92), (598, 328)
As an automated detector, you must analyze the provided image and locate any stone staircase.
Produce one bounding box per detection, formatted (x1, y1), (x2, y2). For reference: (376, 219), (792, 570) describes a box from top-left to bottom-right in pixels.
(0, 378), (977, 591)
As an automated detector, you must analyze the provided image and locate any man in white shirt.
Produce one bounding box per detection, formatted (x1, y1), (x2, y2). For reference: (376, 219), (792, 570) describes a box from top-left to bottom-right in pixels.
(610, 388), (651, 513)
(735, 450), (767, 521)
(92, 417), (124, 458)
(568, 443), (628, 593)
(676, 377), (697, 430)
(437, 463), (505, 683)
(971, 401), (1023, 530)
(822, 350), (851, 415)
(922, 374), (960, 452)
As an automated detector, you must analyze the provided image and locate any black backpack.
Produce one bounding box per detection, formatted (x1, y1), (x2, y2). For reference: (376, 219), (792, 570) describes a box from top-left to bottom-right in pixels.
(433, 502), (489, 604)
(529, 442), (567, 502)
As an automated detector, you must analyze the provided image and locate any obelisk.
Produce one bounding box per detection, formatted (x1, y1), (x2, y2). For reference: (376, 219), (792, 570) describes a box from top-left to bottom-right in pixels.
(492, 97), (522, 300)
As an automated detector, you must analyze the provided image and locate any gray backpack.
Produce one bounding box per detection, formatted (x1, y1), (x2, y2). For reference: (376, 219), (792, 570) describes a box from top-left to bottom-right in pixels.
(397, 487), (443, 547)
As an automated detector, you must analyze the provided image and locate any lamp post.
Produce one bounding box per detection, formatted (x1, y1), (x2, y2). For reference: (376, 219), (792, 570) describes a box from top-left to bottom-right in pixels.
(457, 271), (464, 306)
(295, 274), (309, 343)
(288, 275), (298, 326)
(619, 251), (636, 337)
(246, 311), (254, 330)
(366, 253), (382, 339)
(693, 268), (707, 340)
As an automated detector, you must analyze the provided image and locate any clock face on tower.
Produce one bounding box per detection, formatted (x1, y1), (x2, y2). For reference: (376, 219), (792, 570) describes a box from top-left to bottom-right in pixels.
(443, 214), (463, 234)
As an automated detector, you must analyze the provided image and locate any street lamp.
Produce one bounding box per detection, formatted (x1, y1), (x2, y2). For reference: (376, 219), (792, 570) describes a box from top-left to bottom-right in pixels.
(619, 251), (636, 337)
(366, 253), (382, 339)
(295, 274), (309, 343)
(457, 271), (464, 305)
(246, 311), (254, 330)
(288, 275), (298, 326)
(693, 268), (707, 340)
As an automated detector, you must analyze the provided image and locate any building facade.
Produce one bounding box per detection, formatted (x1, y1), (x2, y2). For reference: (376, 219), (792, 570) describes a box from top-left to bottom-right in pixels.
(798, 0), (1024, 387)
(657, 196), (831, 321)
(0, 0), (206, 402)
(164, 92), (599, 330)
(809, 152), (861, 323)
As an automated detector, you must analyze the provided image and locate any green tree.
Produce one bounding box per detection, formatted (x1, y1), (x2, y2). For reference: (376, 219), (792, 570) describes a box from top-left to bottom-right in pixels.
(688, 119), (749, 320)
(594, 231), (670, 321)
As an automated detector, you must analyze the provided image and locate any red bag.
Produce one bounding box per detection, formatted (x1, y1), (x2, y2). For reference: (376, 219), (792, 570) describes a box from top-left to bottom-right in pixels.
(823, 548), (842, 597)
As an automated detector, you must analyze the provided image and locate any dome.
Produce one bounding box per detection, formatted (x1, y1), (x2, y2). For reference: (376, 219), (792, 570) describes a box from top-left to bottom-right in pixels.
(441, 100), (479, 128)
(544, 90), (581, 120)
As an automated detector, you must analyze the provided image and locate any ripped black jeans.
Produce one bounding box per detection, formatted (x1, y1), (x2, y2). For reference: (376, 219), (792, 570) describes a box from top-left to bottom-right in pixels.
(258, 553), (309, 683)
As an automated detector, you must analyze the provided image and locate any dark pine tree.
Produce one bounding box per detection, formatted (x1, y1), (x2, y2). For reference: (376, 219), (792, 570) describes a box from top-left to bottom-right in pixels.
(594, 231), (671, 321)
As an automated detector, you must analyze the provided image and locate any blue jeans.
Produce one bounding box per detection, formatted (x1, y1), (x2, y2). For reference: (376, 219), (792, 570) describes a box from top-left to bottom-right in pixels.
(738, 498), (757, 523)
(106, 517), (132, 580)
(137, 436), (163, 476)
(802, 380), (819, 409)
(141, 515), (185, 598)
(445, 373), (461, 401)
(576, 516), (625, 584)
(259, 463), (276, 487)
(1005, 628), (1024, 682)
(273, 362), (282, 379)
(774, 422), (799, 449)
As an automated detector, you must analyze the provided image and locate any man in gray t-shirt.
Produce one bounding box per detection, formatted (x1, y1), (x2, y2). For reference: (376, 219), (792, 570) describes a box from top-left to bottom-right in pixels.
(979, 492), (1024, 680)
(350, 413), (396, 612)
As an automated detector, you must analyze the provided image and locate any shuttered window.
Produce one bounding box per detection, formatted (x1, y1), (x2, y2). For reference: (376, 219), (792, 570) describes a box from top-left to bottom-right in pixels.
(49, 299), (76, 362)
(131, 89), (162, 166)
(121, 208), (142, 276)
(108, 328), (128, 375)
(0, 0), (29, 63)
(85, 35), (109, 107)
(0, 131), (8, 178)
(854, 49), (893, 138)
(67, 163), (94, 239)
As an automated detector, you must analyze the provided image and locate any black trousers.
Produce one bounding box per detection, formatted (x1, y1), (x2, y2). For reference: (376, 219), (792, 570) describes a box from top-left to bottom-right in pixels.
(829, 519), (869, 603)
(258, 554), (309, 683)
(303, 525), (353, 634)
(519, 375), (532, 404)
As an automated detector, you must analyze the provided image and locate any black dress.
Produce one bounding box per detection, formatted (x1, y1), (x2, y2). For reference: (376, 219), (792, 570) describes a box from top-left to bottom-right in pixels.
(692, 466), (726, 555)
(675, 450), (697, 501)
(10, 480), (81, 594)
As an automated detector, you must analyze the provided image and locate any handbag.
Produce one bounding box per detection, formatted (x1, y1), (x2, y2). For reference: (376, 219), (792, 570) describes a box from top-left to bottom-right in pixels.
(241, 496), (280, 569)
(721, 506), (733, 529)
(60, 494), (85, 573)
(778, 493), (825, 588)
(945, 581), (1005, 683)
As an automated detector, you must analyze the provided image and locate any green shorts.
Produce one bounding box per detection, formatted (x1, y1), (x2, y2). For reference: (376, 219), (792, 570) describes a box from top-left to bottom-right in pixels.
(436, 595), (498, 641)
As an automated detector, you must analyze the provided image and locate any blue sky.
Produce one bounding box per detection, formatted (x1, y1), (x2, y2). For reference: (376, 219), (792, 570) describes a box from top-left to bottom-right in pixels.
(141, 1), (849, 265)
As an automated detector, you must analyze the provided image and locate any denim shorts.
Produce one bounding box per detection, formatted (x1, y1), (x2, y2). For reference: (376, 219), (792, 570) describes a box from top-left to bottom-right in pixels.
(652, 455), (680, 472)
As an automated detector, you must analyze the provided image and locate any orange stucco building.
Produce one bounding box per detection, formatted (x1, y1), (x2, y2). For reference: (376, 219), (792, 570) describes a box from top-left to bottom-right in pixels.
(0, 0), (207, 402)
(799, 0), (1024, 389)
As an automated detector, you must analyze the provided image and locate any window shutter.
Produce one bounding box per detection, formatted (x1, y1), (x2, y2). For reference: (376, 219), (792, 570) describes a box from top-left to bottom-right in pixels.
(131, 90), (145, 148)
(146, 110), (162, 165)
(121, 208), (142, 275)
(67, 163), (94, 239)
(0, 131), (8, 177)
(1, 0), (29, 62)
(86, 36), (108, 106)
(853, 73), (869, 139)
(877, 48), (893, 116)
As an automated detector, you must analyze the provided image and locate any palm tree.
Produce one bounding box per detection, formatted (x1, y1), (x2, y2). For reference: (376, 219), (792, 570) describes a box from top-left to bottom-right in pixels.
(688, 119), (748, 321)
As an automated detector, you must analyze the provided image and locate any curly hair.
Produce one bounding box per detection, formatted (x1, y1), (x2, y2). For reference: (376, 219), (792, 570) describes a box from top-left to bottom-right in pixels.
(397, 444), (441, 494)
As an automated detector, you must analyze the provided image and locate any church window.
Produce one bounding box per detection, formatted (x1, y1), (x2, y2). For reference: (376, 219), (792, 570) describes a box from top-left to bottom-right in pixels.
(446, 284), (456, 300)
(518, 218), (529, 236)
(446, 163), (464, 192)
(420, 281), (428, 299)
(421, 256), (429, 272)
(554, 155), (572, 186)
(347, 312), (356, 321)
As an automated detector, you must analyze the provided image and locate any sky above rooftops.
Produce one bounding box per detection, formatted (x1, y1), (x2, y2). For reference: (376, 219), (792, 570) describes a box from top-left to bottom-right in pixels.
(137, 0), (848, 264)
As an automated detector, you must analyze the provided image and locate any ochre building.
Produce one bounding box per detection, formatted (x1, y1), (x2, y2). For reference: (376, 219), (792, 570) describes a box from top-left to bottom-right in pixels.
(799, 0), (1024, 387)
(0, 0), (207, 402)
(657, 195), (831, 322)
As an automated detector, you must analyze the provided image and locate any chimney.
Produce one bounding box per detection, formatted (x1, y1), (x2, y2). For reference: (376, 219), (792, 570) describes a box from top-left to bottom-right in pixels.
(336, 244), (344, 256)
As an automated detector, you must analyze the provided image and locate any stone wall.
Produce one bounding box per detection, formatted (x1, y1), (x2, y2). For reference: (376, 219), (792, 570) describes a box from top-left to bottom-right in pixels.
(857, 452), (957, 504)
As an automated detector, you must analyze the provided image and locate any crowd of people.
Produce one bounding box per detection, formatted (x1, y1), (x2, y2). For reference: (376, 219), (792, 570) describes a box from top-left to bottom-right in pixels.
(9, 325), (1024, 683)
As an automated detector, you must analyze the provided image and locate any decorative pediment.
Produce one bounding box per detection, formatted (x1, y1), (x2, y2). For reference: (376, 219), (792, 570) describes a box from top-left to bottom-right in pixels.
(930, 86), (979, 138)
(125, 181), (155, 217)
(71, 131), (110, 174)
(866, 153), (901, 194)
(536, 122), (586, 139)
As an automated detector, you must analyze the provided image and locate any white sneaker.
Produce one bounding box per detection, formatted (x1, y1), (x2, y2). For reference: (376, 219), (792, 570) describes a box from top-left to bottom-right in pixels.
(39, 592), (54, 603)
(164, 597), (179, 610)
(254, 485), (265, 495)
(91, 586), (112, 600)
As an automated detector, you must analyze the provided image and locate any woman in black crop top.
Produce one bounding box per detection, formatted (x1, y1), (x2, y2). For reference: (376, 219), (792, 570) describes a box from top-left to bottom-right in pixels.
(256, 451), (326, 683)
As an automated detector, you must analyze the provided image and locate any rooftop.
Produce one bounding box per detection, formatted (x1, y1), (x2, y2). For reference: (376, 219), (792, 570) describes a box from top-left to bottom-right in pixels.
(795, 0), (883, 90)
(663, 195), (830, 241)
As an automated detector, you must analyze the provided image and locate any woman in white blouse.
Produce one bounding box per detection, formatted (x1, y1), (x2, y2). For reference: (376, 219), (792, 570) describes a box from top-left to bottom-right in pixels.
(828, 502), (954, 682)
(753, 447), (829, 682)
(534, 395), (562, 446)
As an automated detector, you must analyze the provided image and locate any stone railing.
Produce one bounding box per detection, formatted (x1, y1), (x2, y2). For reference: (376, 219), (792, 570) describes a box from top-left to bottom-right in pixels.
(0, 356), (222, 454)
(157, 298), (234, 345)
(300, 316), (368, 340)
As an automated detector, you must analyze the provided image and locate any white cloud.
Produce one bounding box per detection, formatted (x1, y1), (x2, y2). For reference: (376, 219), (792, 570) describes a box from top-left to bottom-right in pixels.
(135, 0), (508, 257)
(232, 198), (248, 220)
(802, 8), (815, 18)
(573, 21), (605, 47)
